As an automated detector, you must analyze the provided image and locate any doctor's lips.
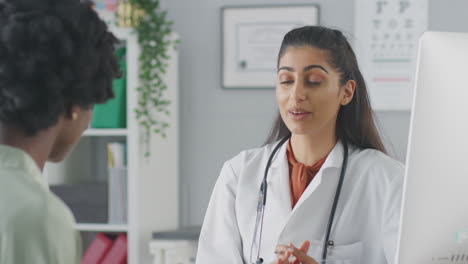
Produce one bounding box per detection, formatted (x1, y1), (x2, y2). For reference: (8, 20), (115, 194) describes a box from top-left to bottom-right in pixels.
(288, 108), (311, 120)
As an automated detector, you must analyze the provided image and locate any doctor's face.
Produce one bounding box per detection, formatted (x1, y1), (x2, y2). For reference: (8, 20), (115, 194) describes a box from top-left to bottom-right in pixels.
(276, 45), (347, 137)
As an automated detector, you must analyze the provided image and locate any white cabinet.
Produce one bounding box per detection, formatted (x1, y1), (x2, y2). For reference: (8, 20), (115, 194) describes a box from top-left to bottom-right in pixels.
(44, 27), (179, 264)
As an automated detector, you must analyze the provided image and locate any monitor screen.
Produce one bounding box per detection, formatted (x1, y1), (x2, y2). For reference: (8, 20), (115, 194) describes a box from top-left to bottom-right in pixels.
(396, 31), (468, 264)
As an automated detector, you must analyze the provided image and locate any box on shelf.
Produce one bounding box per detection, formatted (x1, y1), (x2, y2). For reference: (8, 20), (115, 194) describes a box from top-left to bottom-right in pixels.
(101, 233), (128, 264)
(108, 167), (127, 224)
(107, 142), (128, 224)
(50, 183), (108, 223)
(81, 232), (113, 264)
(91, 0), (118, 25)
(82, 232), (127, 264)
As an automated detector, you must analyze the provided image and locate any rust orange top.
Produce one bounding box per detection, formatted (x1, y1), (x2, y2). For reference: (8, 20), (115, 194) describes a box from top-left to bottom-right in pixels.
(286, 141), (328, 208)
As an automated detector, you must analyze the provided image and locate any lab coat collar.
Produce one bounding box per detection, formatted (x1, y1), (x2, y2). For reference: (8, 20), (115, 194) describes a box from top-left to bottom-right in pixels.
(321, 140), (345, 170)
(291, 141), (345, 212)
(269, 139), (288, 169)
(265, 139), (347, 223)
(269, 139), (345, 170)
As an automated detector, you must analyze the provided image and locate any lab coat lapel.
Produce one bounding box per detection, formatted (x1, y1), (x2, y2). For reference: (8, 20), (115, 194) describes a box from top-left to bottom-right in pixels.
(263, 140), (346, 240)
(290, 140), (345, 216)
(267, 141), (292, 218)
(275, 141), (346, 249)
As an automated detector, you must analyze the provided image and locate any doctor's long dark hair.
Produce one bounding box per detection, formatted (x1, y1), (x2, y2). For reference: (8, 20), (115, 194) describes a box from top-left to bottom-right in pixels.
(265, 26), (386, 154)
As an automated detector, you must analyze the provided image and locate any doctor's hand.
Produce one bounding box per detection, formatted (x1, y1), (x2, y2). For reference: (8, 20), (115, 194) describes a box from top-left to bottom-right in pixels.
(273, 240), (318, 264)
(274, 244), (289, 263)
(287, 241), (319, 264)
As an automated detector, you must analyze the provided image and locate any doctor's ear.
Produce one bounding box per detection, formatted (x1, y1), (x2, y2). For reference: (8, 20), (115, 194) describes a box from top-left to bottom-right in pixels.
(340, 80), (356, 106)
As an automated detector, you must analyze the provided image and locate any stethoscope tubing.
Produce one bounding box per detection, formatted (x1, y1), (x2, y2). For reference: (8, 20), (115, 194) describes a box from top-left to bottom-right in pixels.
(252, 136), (349, 264)
(251, 135), (290, 263)
(322, 139), (348, 262)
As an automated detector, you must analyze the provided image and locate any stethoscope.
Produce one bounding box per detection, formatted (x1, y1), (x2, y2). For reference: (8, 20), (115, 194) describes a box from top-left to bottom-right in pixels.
(250, 135), (349, 264)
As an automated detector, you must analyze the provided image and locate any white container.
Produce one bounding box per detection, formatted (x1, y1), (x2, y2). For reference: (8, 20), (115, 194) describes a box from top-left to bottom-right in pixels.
(149, 240), (197, 264)
(108, 167), (127, 224)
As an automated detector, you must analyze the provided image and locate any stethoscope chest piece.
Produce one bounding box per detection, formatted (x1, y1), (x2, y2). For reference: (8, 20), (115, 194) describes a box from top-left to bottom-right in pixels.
(327, 240), (335, 256)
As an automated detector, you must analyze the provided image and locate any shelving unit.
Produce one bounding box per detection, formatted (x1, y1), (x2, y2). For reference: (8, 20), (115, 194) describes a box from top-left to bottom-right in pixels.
(83, 129), (128, 137)
(76, 223), (128, 233)
(44, 26), (179, 264)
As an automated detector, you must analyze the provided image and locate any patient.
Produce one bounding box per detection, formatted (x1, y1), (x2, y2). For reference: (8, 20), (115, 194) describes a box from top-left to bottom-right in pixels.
(0, 0), (120, 263)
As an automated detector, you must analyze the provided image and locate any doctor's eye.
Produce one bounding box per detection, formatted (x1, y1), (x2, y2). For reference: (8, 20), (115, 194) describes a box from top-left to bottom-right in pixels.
(307, 81), (321, 86)
(280, 80), (294, 85)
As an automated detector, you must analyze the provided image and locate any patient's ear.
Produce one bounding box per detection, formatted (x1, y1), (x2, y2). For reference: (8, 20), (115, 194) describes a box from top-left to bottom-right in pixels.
(49, 105), (93, 162)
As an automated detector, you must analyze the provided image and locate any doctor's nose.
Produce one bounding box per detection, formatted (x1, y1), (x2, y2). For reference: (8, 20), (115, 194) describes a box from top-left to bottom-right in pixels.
(292, 81), (307, 102)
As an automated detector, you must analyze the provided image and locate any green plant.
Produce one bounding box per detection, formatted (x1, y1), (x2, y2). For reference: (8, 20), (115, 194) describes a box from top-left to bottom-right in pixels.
(120, 0), (179, 156)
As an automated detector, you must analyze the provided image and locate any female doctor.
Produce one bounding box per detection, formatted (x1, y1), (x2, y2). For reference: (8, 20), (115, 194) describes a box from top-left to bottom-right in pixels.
(196, 26), (404, 264)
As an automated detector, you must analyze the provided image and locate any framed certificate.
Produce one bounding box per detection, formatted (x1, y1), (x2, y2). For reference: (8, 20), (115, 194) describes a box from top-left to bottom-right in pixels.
(222, 5), (319, 89)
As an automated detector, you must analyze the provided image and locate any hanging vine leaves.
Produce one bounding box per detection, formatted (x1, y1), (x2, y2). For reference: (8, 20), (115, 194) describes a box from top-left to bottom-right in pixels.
(118, 0), (179, 156)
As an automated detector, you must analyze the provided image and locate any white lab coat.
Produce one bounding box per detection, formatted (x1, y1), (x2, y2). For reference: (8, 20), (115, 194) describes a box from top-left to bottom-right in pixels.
(196, 140), (404, 264)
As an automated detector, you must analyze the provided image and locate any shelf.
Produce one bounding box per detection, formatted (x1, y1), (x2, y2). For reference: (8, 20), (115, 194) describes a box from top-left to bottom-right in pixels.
(83, 129), (128, 137)
(75, 223), (128, 232)
(108, 26), (134, 40)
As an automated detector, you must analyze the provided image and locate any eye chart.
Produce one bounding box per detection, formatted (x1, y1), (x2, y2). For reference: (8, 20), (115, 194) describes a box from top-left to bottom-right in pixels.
(354, 0), (428, 110)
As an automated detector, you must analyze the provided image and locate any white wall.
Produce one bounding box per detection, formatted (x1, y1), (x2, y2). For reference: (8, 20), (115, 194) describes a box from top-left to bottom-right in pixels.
(160, 0), (468, 227)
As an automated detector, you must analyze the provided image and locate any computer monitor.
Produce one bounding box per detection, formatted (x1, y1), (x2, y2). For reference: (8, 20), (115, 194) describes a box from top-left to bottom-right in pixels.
(395, 31), (468, 264)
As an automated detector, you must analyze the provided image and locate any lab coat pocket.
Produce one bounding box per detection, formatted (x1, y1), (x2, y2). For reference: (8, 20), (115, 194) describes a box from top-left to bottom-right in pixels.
(326, 241), (363, 264)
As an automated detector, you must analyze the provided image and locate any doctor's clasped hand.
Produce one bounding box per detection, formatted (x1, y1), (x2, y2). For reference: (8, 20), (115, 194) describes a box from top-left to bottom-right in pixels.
(274, 241), (319, 264)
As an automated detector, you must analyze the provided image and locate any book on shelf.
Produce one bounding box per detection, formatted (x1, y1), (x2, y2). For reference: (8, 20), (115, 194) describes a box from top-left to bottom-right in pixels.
(81, 233), (113, 264)
(90, 47), (127, 129)
(107, 142), (127, 224)
(100, 234), (128, 264)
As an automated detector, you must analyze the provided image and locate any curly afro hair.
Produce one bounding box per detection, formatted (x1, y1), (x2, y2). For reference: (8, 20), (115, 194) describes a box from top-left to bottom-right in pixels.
(0, 0), (120, 135)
